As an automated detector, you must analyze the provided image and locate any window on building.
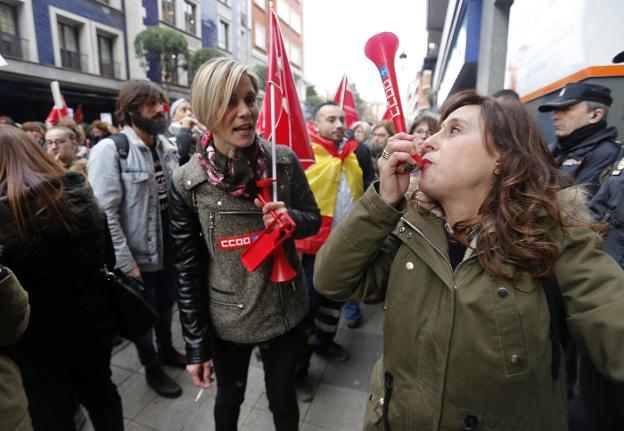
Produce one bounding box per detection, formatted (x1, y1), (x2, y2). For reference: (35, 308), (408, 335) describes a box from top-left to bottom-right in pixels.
(290, 44), (301, 67)
(276, 0), (289, 22)
(164, 54), (179, 85)
(97, 33), (116, 78)
(58, 21), (83, 71)
(240, 29), (248, 61)
(162, 0), (175, 25)
(0, 2), (21, 59)
(218, 19), (229, 51)
(254, 23), (265, 50)
(184, 1), (196, 34)
(290, 10), (301, 34)
(253, 0), (264, 10)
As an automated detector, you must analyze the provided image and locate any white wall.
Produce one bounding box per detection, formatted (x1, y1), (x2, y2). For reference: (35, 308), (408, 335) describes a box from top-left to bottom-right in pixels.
(506, 0), (624, 96)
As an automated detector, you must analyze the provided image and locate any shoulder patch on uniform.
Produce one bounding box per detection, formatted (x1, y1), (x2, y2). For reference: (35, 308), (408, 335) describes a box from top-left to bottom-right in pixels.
(562, 158), (582, 166)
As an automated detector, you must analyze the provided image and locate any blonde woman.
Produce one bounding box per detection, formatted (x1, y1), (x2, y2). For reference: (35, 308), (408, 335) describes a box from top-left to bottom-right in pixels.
(169, 58), (320, 430)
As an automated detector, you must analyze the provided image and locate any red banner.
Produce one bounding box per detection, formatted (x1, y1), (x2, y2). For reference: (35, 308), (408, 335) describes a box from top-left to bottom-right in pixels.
(256, 8), (314, 169)
(332, 74), (359, 128)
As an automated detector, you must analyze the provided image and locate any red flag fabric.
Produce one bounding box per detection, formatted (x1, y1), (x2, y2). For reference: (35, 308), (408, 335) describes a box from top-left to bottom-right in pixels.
(332, 74), (359, 128)
(256, 8), (314, 169)
(73, 104), (84, 125)
(45, 81), (69, 126)
(44, 103), (69, 125)
(381, 106), (392, 121)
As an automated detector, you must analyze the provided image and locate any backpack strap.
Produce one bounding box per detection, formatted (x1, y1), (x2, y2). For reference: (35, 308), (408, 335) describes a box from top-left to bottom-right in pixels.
(109, 133), (129, 160)
(541, 273), (568, 383)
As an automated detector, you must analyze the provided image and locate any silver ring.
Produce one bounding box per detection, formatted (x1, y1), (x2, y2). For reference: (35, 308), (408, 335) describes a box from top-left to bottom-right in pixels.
(381, 149), (390, 159)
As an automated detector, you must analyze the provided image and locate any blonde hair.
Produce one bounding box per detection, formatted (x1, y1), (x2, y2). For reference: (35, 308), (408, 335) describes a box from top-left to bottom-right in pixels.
(190, 58), (259, 130)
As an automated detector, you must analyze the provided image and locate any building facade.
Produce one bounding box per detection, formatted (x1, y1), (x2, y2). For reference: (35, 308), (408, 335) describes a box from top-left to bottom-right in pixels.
(251, 0), (305, 98)
(0, 0), (259, 123)
(0, 0), (128, 122)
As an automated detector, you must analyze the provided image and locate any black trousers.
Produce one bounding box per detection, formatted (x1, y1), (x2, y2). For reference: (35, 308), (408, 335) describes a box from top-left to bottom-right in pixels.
(19, 340), (123, 431)
(212, 324), (304, 431)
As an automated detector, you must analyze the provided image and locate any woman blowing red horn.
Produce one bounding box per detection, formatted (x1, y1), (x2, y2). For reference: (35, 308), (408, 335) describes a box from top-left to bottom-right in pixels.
(313, 91), (624, 430)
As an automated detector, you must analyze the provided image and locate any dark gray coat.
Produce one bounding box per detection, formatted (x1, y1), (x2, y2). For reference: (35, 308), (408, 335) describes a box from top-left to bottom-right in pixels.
(170, 141), (320, 363)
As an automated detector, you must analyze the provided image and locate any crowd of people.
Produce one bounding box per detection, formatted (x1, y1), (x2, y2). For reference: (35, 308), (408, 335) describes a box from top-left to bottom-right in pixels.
(1, 51), (624, 431)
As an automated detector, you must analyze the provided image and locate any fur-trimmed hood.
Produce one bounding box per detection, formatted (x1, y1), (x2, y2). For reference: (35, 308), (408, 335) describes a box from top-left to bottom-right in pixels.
(406, 183), (593, 225)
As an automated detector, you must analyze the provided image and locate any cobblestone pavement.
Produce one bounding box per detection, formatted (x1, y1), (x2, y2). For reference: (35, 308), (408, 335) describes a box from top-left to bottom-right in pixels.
(85, 302), (384, 431)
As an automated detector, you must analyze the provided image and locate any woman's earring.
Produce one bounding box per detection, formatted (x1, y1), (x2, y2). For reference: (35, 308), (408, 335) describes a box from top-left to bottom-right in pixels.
(494, 168), (500, 175)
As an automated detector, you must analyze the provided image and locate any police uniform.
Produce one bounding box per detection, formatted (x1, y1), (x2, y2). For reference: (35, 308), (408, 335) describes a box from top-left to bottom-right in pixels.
(540, 82), (620, 197)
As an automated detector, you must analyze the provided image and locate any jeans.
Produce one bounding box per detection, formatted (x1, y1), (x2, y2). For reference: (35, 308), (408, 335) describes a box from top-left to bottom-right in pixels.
(20, 340), (123, 431)
(135, 268), (176, 366)
(342, 300), (362, 325)
(212, 324), (304, 431)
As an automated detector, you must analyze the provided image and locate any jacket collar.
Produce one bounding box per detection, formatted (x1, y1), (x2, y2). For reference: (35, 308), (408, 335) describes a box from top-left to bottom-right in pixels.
(182, 137), (290, 191)
(401, 184), (591, 272)
(554, 126), (618, 157)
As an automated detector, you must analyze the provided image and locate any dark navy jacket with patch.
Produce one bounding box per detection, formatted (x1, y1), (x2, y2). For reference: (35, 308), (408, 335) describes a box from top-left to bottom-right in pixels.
(550, 126), (620, 197)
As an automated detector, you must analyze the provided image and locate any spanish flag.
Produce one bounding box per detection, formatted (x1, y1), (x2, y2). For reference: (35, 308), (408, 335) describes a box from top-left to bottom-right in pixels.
(295, 121), (364, 255)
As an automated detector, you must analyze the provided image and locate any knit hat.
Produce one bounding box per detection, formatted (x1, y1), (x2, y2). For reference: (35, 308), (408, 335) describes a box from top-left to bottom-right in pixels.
(169, 98), (188, 118)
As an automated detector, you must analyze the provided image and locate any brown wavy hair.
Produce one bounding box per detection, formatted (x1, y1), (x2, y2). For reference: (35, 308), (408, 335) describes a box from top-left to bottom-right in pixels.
(0, 124), (75, 236)
(438, 90), (585, 281)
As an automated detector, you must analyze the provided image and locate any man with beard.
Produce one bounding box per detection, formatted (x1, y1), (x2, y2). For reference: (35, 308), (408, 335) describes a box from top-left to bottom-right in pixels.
(88, 80), (185, 398)
(294, 102), (374, 401)
(539, 81), (620, 197)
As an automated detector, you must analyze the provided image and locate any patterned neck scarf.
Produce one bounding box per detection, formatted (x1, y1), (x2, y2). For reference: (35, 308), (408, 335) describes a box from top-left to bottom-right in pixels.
(196, 131), (268, 198)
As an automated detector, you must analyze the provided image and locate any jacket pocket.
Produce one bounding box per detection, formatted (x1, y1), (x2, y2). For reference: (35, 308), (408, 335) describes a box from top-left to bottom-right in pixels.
(121, 171), (149, 182)
(120, 171), (150, 210)
(209, 297), (245, 309)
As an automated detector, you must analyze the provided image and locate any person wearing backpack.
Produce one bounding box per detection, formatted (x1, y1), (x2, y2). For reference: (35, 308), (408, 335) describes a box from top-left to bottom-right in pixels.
(88, 80), (185, 399)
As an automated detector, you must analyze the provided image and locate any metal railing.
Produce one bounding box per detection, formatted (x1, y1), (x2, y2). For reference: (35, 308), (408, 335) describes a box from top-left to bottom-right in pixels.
(0, 32), (29, 60)
(99, 59), (121, 79)
(60, 48), (88, 72)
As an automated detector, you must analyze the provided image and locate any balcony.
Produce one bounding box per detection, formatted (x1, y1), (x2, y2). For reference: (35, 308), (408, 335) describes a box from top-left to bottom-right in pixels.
(99, 59), (121, 79)
(60, 48), (88, 72)
(0, 32), (29, 60)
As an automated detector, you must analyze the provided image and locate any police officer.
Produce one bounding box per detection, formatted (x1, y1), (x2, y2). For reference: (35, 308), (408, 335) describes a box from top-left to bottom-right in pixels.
(576, 51), (624, 431)
(539, 81), (620, 197)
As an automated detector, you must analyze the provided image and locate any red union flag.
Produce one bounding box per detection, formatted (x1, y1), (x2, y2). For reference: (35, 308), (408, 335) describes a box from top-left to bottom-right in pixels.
(381, 106), (392, 121)
(256, 7), (313, 168)
(333, 74), (359, 128)
(45, 81), (69, 125)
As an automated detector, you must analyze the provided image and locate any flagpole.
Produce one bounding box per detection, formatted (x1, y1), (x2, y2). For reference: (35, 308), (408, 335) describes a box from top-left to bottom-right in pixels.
(269, 4), (278, 202)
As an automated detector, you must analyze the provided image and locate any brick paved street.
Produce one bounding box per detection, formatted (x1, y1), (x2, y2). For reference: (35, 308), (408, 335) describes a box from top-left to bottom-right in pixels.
(86, 302), (384, 431)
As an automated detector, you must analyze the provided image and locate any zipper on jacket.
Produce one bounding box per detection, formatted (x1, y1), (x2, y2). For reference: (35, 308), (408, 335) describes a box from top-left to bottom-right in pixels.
(207, 212), (215, 253)
(400, 217), (474, 429)
(277, 283), (290, 331)
(382, 372), (394, 431)
(209, 298), (245, 309)
(400, 217), (478, 284)
(217, 210), (262, 215)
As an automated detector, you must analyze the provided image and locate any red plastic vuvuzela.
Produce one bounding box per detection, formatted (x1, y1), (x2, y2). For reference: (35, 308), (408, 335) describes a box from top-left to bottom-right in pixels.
(365, 32), (406, 133)
(365, 32), (422, 171)
(239, 179), (297, 283)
